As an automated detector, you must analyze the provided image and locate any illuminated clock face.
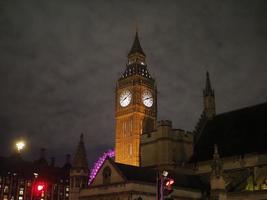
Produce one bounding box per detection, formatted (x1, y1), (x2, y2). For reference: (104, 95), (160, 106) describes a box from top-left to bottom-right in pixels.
(142, 90), (153, 107)
(120, 90), (132, 107)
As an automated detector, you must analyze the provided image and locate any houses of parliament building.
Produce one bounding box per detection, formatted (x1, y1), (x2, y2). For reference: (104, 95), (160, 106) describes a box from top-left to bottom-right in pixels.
(68, 31), (267, 200)
(66, 31), (267, 200)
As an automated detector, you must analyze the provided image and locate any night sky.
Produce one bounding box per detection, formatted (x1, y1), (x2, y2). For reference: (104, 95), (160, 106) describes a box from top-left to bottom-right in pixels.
(0, 0), (267, 167)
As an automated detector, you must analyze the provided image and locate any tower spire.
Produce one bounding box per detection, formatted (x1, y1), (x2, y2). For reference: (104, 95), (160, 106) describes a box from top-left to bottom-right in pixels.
(128, 31), (145, 57)
(204, 71), (214, 96)
(135, 20), (138, 34)
(70, 134), (89, 198)
(203, 71), (216, 119)
(72, 133), (88, 169)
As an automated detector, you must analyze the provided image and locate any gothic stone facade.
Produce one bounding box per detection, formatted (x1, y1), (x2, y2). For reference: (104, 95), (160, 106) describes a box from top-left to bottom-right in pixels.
(79, 159), (202, 200)
(69, 32), (267, 200)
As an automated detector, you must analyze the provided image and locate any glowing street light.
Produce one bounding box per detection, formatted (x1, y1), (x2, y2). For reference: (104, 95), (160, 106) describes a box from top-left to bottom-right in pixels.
(16, 140), (25, 153)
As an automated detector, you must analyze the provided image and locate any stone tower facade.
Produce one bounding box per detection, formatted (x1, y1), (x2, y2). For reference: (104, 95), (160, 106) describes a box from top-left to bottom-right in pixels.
(141, 120), (193, 169)
(115, 32), (157, 166)
(203, 71), (216, 119)
(69, 134), (88, 200)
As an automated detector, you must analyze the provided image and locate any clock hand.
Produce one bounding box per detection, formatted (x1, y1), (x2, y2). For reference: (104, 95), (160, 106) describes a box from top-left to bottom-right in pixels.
(123, 93), (131, 101)
(144, 97), (152, 100)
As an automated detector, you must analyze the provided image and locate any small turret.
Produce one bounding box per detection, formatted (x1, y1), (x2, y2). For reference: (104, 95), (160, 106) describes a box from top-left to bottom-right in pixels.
(35, 148), (48, 165)
(72, 134), (88, 169)
(69, 134), (89, 200)
(203, 71), (216, 119)
(211, 144), (222, 178)
(63, 154), (72, 169)
(210, 145), (226, 200)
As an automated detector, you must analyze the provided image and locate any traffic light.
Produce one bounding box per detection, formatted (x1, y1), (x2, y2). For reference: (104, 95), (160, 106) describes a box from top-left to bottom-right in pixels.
(163, 178), (174, 197)
(37, 184), (44, 191)
(33, 181), (45, 199)
(157, 171), (175, 200)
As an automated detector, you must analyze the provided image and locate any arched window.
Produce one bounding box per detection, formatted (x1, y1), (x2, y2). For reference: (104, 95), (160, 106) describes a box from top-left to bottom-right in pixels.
(102, 166), (112, 184)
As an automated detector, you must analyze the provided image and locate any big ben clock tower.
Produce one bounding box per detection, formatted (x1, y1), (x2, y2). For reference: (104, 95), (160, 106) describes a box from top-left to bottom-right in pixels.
(115, 31), (157, 166)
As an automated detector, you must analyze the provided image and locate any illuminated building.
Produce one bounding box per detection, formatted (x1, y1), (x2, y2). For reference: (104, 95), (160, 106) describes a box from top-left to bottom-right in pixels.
(0, 149), (71, 200)
(115, 31), (157, 166)
(68, 32), (267, 200)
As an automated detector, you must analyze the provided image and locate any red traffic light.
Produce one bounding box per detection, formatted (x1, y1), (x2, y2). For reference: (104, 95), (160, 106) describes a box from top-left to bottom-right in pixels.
(34, 182), (45, 194)
(37, 184), (44, 191)
(33, 181), (46, 198)
(165, 178), (174, 187)
(163, 178), (174, 196)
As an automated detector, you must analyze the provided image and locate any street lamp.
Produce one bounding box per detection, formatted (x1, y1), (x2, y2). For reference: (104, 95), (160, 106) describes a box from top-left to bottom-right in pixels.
(16, 140), (26, 153)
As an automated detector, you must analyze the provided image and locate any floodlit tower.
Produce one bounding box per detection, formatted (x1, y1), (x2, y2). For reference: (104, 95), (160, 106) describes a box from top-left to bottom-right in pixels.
(115, 31), (157, 166)
(203, 71), (216, 119)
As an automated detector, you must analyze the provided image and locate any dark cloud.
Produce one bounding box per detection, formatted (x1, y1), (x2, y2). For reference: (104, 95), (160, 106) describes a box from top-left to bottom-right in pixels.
(0, 0), (267, 166)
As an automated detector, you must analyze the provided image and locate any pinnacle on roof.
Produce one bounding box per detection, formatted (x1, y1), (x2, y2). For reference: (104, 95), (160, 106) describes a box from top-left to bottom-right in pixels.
(63, 154), (72, 169)
(72, 133), (88, 169)
(203, 71), (214, 96)
(128, 31), (145, 57)
(211, 144), (223, 177)
(213, 144), (220, 160)
(35, 148), (48, 165)
(205, 71), (212, 92)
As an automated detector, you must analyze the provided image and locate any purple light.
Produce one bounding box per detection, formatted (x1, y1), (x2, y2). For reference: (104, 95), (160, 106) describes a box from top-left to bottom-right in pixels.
(88, 149), (115, 185)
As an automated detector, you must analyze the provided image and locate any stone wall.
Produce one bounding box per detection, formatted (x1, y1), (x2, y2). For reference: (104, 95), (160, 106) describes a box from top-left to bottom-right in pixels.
(141, 120), (193, 168)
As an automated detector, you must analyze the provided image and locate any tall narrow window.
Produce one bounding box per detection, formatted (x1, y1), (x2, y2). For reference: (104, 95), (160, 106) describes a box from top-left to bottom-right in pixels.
(130, 118), (133, 135)
(125, 120), (129, 136)
(123, 121), (126, 137)
(140, 120), (143, 134)
(129, 143), (133, 156)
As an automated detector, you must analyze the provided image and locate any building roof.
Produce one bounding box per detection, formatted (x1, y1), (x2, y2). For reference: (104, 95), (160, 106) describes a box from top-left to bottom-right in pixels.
(128, 31), (145, 56)
(0, 155), (33, 178)
(115, 162), (207, 190)
(0, 155), (70, 182)
(192, 102), (267, 162)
